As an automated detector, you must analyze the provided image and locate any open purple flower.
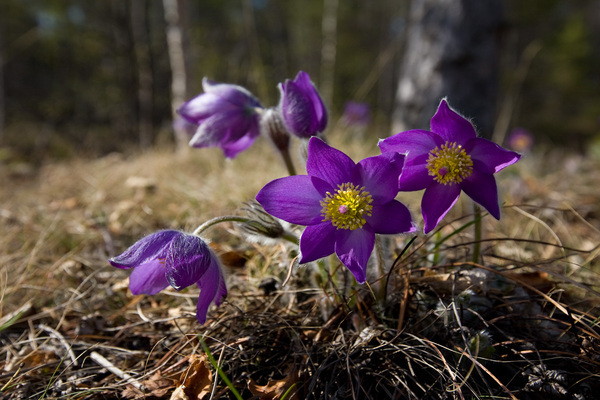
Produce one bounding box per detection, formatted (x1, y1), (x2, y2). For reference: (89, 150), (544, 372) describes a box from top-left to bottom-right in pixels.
(256, 137), (415, 283)
(109, 230), (227, 324)
(378, 99), (521, 234)
(279, 71), (328, 138)
(178, 78), (263, 158)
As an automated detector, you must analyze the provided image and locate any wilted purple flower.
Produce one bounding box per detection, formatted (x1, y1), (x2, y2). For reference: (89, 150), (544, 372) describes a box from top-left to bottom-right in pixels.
(279, 71), (328, 138)
(109, 230), (227, 324)
(379, 99), (521, 234)
(256, 137), (415, 283)
(342, 101), (371, 127)
(178, 78), (263, 158)
(506, 127), (534, 153)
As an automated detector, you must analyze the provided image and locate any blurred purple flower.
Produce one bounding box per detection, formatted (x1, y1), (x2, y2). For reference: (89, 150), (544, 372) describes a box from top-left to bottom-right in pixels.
(256, 137), (414, 283)
(342, 101), (371, 127)
(109, 230), (227, 324)
(178, 78), (263, 158)
(379, 99), (521, 234)
(506, 127), (534, 152)
(279, 71), (328, 138)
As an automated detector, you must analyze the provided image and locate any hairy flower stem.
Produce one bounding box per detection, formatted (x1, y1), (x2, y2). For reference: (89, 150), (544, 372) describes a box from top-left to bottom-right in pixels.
(374, 235), (387, 302)
(193, 215), (298, 244)
(193, 216), (250, 236)
(472, 204), (482, 263)
(278, 145), (297, 176)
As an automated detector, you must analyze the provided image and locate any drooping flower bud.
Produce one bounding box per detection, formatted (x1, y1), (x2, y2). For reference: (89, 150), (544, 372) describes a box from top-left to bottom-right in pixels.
(278, 71), (328, 138)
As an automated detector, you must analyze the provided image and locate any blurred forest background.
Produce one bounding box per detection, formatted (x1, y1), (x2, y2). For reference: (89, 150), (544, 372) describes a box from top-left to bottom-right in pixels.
(1, 0), (599, 163)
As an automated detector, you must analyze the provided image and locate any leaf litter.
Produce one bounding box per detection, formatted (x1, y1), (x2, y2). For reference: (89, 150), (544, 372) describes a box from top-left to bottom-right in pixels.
(0, 140), (599, 399)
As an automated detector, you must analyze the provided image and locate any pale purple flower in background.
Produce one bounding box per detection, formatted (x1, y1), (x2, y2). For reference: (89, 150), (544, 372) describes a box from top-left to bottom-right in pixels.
(256, 137), (414, 283)
(342, 101), (371, 127)
(506, 127), (534, 153)
(178, 78), (263, 158)
(279, 71), (328, 138)
(109, 230), (227, 324)
(379, 99), (521, 234)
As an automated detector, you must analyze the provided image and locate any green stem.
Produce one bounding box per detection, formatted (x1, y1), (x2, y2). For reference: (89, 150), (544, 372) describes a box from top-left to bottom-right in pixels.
(472, 204), (482, 263)
(193, 216), (251, 236)
(278, 144), (297, 176)
(193, 215), (299, 245)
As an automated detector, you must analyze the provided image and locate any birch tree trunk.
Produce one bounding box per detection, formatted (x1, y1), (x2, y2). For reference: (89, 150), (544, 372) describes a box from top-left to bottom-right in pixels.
(163, 0), (190, 151)
(392, 0), (504, 138)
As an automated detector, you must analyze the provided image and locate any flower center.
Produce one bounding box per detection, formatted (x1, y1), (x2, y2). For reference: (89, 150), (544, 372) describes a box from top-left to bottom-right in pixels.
(320, 183), (373, 230)
(426, 142), (473, 185)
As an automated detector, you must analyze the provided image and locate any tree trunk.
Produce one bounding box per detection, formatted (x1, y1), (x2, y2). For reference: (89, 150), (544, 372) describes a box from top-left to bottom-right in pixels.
(0, 30), (4, 144)
(163, 0), (190, 151)
(320, 0), (338, 108)
(392, 0), (504, 138)
(131, 0), (154, 148)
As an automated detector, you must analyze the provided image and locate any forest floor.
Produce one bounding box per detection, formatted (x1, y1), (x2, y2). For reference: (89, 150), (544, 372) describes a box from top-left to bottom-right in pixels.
(1, 133), (599, 399)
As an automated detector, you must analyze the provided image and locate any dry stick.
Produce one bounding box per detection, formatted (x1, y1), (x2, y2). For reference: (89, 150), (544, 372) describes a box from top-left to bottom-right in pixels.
(38, 324), (78, 367)
(89, 351), (144, 391)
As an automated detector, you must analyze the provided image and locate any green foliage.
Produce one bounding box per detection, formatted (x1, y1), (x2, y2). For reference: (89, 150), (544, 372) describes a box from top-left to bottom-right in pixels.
(1, 0), (599, 157)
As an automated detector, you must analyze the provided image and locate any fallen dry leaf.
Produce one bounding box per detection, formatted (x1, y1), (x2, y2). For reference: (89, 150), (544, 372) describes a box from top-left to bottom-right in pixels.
(247, 366), (299, 400)
(170, 354), (213, 400)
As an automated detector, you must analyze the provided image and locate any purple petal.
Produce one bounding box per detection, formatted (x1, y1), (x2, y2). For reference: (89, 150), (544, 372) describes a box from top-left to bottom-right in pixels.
(465, 138), (521, 174)
(298, 223), (336, 263)
(367, 201), (416, 235)
(398, 155), (435, 191)
(195, 254), (227, 324)
(220, 128), (260, 158)
(128, 260), (170, 295)
(378, 129), (443, 158)
(279, 71), (327, 137)
(306, 137), (355, 186)
(334, 227), (375, 284)
(421, 183), (461, 234)
(109, 230), (180, 269)
(165, 234), (212, 291)
(256, 175), (324, 225)
(430, 99), (477, 145)
(357, 152), (404, 202)
(201, 78), (262, 109)
(188, 109), (259, 149)
(178, 93), (233, 124)
(292, 71), (327, 132)
(460, 170), (501, 219)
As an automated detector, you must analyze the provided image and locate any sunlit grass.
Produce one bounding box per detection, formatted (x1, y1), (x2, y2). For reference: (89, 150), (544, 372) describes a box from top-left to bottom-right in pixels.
(1, 131), (599, 398)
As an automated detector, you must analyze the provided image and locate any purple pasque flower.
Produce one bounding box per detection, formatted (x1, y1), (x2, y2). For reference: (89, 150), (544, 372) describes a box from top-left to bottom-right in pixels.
(378, 99), (521, 234)
(279, 71), (328, 138)
(507, 127), (534, 152)
(342, 101), (371, 127)
(109, 230), (227, 324)
(256, 137), (415, 283)
(178, 78), (263, 158)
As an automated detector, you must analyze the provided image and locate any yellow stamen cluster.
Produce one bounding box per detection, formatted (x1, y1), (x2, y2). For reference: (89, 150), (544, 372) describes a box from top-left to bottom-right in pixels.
(320, 183), (373, 230)
(426, 142), (473, 185)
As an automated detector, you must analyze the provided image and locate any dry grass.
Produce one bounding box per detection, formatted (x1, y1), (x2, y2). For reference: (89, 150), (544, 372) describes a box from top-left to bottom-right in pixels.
(1, 133), (599, 399)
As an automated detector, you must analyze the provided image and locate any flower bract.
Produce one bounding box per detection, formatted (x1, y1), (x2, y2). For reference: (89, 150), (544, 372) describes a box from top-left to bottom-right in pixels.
(279, 71), (328, 138)
(178, 78), (263, 158)
(378, 99), (521, 234)
(109, 230), (227, 324)
(256, 137), (415, 283)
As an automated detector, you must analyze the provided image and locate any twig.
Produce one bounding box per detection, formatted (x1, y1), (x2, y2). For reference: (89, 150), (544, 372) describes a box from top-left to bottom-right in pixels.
(89, 351), (144, 391)
(39, 324), (78, 367)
